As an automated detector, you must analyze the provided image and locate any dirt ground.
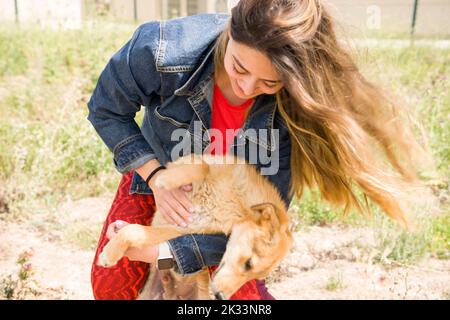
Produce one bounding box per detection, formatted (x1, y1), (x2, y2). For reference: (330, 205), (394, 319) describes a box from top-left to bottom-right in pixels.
(0, 196), (448, 300)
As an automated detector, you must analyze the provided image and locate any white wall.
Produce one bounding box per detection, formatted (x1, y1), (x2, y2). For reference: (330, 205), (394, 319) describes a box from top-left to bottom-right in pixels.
(0, 0), (15, 22)
(327, 0), (450, 36)
(0, 0), (82, 29)
(0, 0), (448, 35)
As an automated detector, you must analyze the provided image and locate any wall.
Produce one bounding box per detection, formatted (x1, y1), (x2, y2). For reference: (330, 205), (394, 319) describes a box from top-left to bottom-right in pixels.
(0, 0), (448, 36)
(0, 0), (82, 29)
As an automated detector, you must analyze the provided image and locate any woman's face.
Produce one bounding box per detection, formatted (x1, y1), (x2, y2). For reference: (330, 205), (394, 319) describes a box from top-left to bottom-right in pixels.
(223, 34), (284, 99)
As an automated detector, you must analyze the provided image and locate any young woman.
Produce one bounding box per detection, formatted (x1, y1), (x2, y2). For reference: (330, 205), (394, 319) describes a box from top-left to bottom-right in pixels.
(87, 0), (430, 300)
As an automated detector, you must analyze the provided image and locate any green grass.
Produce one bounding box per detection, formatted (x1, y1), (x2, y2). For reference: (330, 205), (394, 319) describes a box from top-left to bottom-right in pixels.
(0, 22), (448, 260)
(0, 22), (138, 222)
(325, 273), (346, 291)
(63, 221), (103, 251)
(428, 214), (450, 259)
(292, 45), (449, 262)
(360, 47), (450, 178)
(361, 45), (449, 262)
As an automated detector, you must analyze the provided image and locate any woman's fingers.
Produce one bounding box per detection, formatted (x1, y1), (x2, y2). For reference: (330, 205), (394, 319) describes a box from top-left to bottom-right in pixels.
(160, 203), (185, 227)
(172, 189), (194, 223)
(180, 184), (193, 192)
(106, 220), (129, 239)
(153, 185), (194, 227)
(158, 205), (176, 225)
(166, 200), (190, 227)
(114, 220), (129, 230)
(176, 187), (195, 213)
(106, 223), (116, 240)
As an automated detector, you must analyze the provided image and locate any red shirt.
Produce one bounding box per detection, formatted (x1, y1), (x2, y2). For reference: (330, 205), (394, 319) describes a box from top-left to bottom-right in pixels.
(209, 83), (254, 155)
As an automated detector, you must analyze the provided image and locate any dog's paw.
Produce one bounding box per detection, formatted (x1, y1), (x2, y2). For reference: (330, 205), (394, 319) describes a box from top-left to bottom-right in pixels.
(98, 251), (116, 268)
(154, 172), (177, 190)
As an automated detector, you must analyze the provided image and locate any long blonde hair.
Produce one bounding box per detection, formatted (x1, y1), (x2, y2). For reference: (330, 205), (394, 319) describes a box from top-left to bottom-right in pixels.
(214, 0), (434, 229)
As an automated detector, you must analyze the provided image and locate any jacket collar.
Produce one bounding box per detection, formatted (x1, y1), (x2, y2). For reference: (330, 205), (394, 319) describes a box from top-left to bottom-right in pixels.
(174, 42), (216, 97)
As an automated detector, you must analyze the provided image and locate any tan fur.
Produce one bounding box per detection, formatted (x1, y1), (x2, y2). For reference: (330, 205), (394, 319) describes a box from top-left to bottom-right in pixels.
(98, 153), (293, 299)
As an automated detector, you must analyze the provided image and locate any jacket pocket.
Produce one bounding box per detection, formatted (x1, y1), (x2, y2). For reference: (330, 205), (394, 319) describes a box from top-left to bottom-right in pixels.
(154, 105), (190, 129)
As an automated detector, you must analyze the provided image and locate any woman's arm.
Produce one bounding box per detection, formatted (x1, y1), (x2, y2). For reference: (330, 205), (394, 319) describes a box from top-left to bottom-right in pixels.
(87, 22), (161, 173)
(167, 234), (228, 274)
(106, 220), (227, 271)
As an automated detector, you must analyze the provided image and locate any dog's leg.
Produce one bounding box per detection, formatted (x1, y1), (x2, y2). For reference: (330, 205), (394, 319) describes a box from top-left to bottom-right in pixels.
(196, 270), (212, 300)
(137, 266), (164, 300)
(161, 271), (178, 300)
(155, 158), (209, 191)
(163, 271), (200, 300)
(98, 224), (185, 267)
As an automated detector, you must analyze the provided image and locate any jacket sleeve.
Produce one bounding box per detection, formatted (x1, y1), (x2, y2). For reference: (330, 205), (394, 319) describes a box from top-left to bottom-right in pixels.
(87, 22), (161, 173)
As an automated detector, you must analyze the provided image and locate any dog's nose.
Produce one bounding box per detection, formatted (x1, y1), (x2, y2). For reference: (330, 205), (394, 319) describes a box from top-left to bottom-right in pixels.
(214, 291), (226, 300)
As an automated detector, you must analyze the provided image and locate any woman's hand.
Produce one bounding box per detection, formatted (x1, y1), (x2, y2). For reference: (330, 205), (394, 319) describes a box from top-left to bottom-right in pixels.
(136, 160), (194, 227)
(149, 171), (194, 227)
(106, 220), (159, 263)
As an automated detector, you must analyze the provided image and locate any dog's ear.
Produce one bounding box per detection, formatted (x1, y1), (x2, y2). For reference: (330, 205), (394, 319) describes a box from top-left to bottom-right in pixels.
(250, 203), (293, 250)
(250, 202), (292, 234)
(250, 203), (278, 225)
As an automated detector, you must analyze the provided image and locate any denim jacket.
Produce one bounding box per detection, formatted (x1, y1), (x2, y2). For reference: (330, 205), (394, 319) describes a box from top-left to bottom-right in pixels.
(87, 13), (293, 275)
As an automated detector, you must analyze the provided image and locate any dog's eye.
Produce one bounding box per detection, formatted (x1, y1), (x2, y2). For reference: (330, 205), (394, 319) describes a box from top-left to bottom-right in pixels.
(244, 259), (252, 271)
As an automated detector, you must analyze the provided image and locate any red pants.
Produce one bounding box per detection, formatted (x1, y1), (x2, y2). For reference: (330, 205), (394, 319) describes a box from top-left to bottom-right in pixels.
(91, 171), (273, 300)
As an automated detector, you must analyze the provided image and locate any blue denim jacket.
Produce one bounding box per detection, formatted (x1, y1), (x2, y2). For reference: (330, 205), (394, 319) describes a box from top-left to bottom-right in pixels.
(87, 13), (293, 275)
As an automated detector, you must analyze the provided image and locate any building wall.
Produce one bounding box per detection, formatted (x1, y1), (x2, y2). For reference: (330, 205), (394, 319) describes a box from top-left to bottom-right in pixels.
(0, 0), (448, 36)
(0, 0), (15, 22)
(109, 0), (161, 22)
(108, 0), (449, 36)
(328, 0), (450, 36)
(110, 0), (227, 21)
(0, 0), (82, 29)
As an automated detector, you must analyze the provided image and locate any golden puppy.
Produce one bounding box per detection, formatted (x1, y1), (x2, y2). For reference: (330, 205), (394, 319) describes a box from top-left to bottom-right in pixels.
(98, 153), (293, 300)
